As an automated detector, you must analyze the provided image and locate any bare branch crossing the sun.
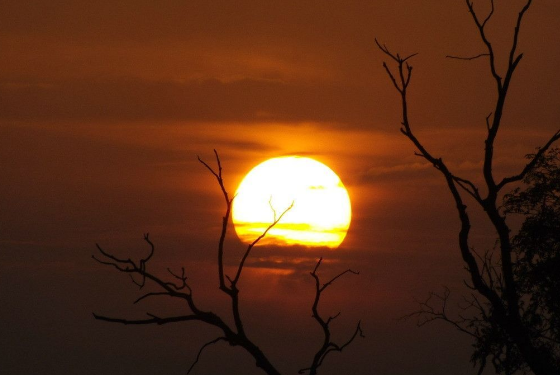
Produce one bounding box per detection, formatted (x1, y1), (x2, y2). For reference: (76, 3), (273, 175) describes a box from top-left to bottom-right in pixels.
(92, 151), (362, 375)
(233, 156), (352, 248)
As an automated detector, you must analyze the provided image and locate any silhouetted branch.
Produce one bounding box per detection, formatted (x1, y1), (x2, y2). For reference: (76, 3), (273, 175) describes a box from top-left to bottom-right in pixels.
(446, 53), (489, 61)
(485, 112), (493, 131)
(142, 233), (155, 263)
(320, 321), (364, 363)
(509, 0), (533, 70)
(453, 175), (484, 203)
(401, 287), (477, 338)
(92, 235), (154, 288)
(300, 321), (364, 374)
(231, 201), (294, 287)
(134, 292), (172, 304)
(197, 150), (229, 206)
(375, 38), (417, 96)
(198, 150), (233, 294)
(375, 38), (418, 64)
(376, 38), (497, 308)
(497, 130), (560, 190)
(466, 0), (500, 85)
(93, 152), (286, 375)
(94, 151), (364, 375)
(380, 0), (560, 373)
(188, 337), (228, 374)
(92, 312), (202, 325)
(299, 258), (363, 375)
(320, 267), (359, 292)
(166, 267), (192, 292)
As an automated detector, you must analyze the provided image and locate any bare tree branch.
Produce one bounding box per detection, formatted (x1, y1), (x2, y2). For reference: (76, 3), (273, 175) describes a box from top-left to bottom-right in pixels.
(320, 267), (360, 292)
(478, 0), (496, 29)
(401, 287), (478, 339)
(379, 1), (560, 373)
(93, 312), (203, 325)
(509, 0), (533, 70)
(453, 175), (484, 203)
(166, 267), (192, 292)
(376, 38), (499, 310)
(198, 150), (233, 294)
(446, 53), (489, 61)
(93, 151), (362, 375)
(187, 337), (228, 374)
(299, 258), (363, 375)
(231, 201), (294, 287)
(197, 150), (230, 206)
(92, 150), (363, 375)
(465, 0), (501, 86)
(497, 130), (560, 190)
(375, 38), (418, 64)
(134, 292), (172, 304)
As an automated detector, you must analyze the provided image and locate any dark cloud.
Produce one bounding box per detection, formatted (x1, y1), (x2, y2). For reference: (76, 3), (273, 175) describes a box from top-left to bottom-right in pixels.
(0, 77), (380, 126)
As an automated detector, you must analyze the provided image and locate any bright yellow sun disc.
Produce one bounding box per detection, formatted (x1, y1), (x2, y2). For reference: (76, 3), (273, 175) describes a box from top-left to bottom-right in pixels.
(232, 156), (351, 248)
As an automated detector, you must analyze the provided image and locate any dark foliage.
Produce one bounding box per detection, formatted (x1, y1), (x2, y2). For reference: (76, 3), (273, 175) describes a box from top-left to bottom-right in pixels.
(467, 149), (560, 375)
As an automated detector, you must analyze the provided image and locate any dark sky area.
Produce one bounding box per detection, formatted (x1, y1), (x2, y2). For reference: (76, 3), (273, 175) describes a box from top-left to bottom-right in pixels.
(1, 1), (560, 374)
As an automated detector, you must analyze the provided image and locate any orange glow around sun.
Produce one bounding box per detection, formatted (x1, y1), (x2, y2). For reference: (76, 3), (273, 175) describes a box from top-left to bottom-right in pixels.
(232, 156), (351, 248)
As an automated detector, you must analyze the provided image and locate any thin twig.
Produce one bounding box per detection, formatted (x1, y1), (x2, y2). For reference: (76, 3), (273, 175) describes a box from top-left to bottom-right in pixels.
(446, 53), (489, 61)
(231, 201), (294, 286)
(187, 337), (228, 374)
(301, 258), (362, 375)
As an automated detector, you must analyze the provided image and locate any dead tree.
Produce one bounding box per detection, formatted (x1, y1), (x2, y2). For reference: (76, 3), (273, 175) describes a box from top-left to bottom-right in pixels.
(93, 150), (363, 375)
(377, 1), (560, 374)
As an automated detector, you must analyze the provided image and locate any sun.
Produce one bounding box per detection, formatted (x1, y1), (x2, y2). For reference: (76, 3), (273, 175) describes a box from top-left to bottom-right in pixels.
(232, 156), (351, 248)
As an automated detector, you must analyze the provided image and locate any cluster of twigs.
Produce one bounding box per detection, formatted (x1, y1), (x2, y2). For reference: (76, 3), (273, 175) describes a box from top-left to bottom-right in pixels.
(93, 150), (363, 375)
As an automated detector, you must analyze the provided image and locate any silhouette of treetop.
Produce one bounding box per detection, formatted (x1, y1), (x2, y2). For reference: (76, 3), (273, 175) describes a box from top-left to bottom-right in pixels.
(93, 150), (363, 375)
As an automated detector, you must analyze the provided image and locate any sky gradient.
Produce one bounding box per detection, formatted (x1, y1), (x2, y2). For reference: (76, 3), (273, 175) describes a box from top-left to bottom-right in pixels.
(2, 1), (560, 374)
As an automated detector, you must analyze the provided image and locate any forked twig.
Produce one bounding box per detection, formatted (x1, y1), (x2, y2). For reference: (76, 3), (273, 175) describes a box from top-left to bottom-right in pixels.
(299, 258), (363, 375)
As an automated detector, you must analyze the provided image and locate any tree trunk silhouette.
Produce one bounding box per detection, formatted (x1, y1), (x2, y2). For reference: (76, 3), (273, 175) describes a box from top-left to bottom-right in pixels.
(377, 1), (560, 374)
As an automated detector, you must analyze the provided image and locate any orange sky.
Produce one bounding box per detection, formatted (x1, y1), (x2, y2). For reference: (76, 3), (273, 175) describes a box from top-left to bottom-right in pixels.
(1, 1), (560, 374)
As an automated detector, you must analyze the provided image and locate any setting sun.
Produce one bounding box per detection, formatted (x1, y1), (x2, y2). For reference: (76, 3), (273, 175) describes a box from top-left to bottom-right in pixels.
(232, 156), (351, 248)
